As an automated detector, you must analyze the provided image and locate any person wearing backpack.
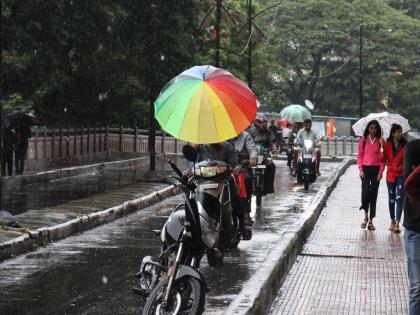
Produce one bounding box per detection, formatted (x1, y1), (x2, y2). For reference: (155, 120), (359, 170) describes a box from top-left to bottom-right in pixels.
(357, 120), (384, 231)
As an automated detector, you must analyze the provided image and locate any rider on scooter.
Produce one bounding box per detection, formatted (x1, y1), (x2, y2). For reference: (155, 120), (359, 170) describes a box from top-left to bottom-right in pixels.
(248, 114), (276, 194)
(292, 119), (321, 176)
(230, 131), (258, 228)
(190, 142), (252, 240)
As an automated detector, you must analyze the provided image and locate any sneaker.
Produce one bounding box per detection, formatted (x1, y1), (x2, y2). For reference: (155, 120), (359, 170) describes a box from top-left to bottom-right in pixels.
(240, 225), (252, 240)
(389, 219), (396, 231)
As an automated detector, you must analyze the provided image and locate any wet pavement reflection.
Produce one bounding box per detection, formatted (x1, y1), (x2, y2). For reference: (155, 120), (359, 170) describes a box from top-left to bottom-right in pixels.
(0, 160), (339, 314)
(2, 156), (188, 216)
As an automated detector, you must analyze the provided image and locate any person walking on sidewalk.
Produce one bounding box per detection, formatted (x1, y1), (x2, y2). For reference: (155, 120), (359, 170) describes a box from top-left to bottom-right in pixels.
(382, 124), (407, 233)
(357, 120), (384, 231)
(403, 139), (420, 315)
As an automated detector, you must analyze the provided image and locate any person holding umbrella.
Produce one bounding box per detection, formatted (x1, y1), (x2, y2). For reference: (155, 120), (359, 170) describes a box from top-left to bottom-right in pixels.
(381, 124), (407, 233)
(357, 120), (384, 231)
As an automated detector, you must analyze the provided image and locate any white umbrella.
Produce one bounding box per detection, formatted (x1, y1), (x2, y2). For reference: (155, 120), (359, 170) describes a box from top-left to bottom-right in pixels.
(352, 111), (411, 137)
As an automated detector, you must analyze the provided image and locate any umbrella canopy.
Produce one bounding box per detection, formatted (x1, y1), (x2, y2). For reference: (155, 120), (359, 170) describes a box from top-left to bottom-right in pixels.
(155, 65), (257, 144)
(280, 104), (311, 123)
(352, 112), (411, 137)
(4, 111), (35, 130)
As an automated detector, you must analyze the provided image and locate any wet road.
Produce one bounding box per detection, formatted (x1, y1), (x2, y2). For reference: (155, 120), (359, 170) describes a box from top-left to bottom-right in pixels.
(0, 161), (340, 314)
(2, 156), (187, 215)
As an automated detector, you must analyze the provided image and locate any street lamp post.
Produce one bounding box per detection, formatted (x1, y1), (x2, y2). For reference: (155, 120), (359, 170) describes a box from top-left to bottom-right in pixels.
(148, 1), (158, 171)
(326, 27), (392, 118)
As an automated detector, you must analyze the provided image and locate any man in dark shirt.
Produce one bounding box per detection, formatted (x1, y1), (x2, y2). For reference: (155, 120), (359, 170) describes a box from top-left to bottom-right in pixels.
(192, 142), (251, 239)
(403, 139), (420, 315)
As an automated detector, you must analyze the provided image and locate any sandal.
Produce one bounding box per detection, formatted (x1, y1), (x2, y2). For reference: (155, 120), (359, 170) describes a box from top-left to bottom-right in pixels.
(394, 221), (401, 233)
(367, 220), (376, 231)
(361, 218), (368, 229)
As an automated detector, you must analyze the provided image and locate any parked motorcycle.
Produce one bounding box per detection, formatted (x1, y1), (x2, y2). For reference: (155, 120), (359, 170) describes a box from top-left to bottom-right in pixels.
(136, 145), (241, 315)
(296, 140), (317, 190)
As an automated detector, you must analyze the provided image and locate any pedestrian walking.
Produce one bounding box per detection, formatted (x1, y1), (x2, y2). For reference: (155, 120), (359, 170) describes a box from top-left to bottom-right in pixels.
(403, 139), (420, 315)
(14, 124), (30, 175)
(357, 120), (384, 231)
(1, 127), (15, 176)
(382, 124), (407, 233)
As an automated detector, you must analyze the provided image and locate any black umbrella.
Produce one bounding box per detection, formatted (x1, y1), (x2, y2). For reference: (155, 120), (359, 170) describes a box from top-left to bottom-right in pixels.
(4, 111), (36, 130)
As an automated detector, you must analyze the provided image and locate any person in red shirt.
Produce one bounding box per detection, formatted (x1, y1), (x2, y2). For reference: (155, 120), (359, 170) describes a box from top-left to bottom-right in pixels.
(382, 124), (407, 233)
(357, 120), (384, 231)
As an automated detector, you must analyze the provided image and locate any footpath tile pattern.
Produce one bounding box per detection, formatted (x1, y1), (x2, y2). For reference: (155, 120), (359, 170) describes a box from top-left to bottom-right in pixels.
(269, 165), (408, 315)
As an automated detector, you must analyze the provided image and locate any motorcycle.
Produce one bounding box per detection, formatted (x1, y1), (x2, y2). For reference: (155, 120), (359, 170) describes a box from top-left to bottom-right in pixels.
(136, 145), (241, 315)
(296, 139), (317, 190)
(252, 145), (273, 207)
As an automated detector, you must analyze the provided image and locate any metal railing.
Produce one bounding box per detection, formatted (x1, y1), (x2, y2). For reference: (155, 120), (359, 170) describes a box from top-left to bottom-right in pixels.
(320, 136), (360, 157)
(25, 128), (359, 162)
(26, 126), (186, 161)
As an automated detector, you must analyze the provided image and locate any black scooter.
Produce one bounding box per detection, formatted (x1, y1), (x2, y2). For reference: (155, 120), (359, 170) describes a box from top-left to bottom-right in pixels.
(252, 145), (273, 207)
(136, 145), (240, 315)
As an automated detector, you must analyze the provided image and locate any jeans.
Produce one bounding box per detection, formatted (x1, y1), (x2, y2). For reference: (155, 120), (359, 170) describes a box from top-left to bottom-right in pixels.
(387, 176), (405, 221)
(360, 165), (380, 219)
(405, 229), (420, 315)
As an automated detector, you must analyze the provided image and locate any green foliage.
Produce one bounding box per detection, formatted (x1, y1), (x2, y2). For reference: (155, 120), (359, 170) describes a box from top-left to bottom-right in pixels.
(3, 93), (33, 115)
(2, 0), (419, 130)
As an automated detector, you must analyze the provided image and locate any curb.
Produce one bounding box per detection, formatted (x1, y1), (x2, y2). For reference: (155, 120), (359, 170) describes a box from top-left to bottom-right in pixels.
(2, 154), (155, 187)
(224, 158), (355, 315)
(0, 184), (180, 263)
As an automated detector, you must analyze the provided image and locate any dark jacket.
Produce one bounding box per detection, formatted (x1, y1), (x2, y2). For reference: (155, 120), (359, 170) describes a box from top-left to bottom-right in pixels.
(403, 139), (420, 232)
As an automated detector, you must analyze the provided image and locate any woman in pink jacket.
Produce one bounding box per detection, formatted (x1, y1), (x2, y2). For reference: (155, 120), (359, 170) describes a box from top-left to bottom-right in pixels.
(357, 120), (384, 230)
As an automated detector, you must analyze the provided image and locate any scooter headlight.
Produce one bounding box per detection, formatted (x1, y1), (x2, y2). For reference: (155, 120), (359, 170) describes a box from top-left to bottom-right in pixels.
(304, 140), (313, 150)
(195, 166), (227, 178)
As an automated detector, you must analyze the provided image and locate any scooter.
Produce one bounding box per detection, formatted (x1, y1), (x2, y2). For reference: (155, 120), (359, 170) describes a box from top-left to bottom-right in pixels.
(296, 140), (317, 190)
(136, 145), (241, 315)
(252, 145), (273, 207)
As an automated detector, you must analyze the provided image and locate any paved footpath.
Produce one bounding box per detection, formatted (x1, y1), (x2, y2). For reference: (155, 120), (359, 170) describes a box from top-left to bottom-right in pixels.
(269, 164), (408, 315)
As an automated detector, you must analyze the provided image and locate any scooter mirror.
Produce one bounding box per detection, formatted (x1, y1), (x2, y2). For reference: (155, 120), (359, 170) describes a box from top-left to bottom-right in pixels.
(182, 145), (197, 162)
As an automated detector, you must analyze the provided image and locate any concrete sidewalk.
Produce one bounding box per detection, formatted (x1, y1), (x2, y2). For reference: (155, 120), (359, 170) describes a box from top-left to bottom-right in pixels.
(269, 164), (408, 314)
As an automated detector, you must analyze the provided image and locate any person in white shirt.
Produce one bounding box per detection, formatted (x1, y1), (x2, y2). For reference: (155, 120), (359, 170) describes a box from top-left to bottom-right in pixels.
(292, 119), (321, 176)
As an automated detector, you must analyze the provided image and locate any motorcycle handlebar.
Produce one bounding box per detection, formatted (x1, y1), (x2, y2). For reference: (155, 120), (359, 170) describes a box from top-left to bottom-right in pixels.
(167, 159), (183, 178)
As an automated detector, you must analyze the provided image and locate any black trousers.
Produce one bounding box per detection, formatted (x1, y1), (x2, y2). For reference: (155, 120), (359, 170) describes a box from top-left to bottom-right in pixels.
(360, 165), (380, 219)
(264, 163), (276, 194)
(1, 153), (13, 176)
(228, 177), (245, 225)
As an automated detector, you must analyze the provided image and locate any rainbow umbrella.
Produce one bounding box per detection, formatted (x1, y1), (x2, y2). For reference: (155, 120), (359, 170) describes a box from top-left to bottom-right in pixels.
(155, 65), (257, 144)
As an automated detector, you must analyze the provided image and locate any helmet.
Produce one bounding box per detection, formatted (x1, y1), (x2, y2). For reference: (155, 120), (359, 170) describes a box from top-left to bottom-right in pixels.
(254, 114), (267, 123)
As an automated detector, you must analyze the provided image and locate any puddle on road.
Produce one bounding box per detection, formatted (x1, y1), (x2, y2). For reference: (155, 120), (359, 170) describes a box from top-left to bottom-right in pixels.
(0, 160), (340, 314)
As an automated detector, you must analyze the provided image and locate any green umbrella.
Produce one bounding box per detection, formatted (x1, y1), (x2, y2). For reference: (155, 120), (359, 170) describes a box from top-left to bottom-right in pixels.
(280, 104), (311, 123)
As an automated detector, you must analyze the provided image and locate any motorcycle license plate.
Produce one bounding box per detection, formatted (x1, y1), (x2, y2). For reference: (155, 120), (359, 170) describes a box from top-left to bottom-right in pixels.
(198, 183), (219, 190)
(303, 154), (312, 159)
(257, 165), (266, 169)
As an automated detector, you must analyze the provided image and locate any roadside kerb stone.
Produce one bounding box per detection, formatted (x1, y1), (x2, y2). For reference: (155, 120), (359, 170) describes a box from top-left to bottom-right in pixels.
(224, 158), (355, 315)
(0, 184), (181, 262)
(2, 155), (154, 187)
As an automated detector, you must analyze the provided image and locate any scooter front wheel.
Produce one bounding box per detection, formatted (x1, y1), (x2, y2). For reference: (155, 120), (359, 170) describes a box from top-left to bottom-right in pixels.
(142, 275), (205, 315)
